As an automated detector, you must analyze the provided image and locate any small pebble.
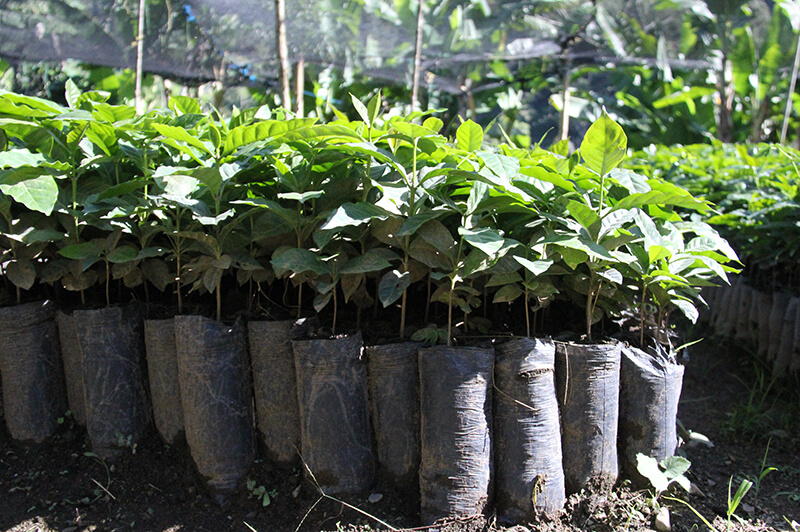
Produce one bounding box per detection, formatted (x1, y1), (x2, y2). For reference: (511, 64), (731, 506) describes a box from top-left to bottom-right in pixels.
(368, 493), (383, 504)
(655, 507), (671, 532)
(292, 485), (301, 498)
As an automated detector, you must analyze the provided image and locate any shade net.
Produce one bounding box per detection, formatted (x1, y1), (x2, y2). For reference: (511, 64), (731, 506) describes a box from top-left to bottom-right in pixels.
(0, 0), (710, 92)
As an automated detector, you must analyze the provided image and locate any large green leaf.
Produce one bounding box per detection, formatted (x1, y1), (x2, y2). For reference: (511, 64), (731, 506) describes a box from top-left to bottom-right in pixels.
(224, 118), (317, 154)
(0, 175), (59, 215)
(5, 260), (36, 290)
(341, 250), (392, 274)
(320, 202), (392, 231)
(459, 226), (505, 257)
(378, 269), (411, 307)
(417, 220), (457, 257)
(152, 123), (214, 157)
(107, 246), (139, 264)
(271, 248), (327, 277)
(59, 241), (103, 260)
(456, 120), (483, 152)
(514, 257), (554, 276)
(580, 110), (627, 177)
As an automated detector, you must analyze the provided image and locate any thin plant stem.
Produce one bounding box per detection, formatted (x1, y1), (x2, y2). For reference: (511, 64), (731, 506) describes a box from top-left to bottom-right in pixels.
(216, 282), (222, 322)
(524, 286), (531, 338)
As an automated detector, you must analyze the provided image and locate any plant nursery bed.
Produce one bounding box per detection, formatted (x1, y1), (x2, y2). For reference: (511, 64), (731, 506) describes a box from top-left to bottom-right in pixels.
(1, 330), (798, 532)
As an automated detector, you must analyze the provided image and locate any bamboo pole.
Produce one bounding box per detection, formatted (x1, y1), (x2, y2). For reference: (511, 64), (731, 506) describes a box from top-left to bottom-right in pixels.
(135, 0), (146, 113)
(275, 0), (291, 108)
(295, 55), (305, 116)
(411, 0), (425, 111)
(781, 31), (800, 144)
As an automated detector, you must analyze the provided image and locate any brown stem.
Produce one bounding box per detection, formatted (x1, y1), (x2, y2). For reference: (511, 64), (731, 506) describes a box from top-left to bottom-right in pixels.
(586, 273), (594, 342)
(447, 282), (454, 347)
(297, 282), (303, 318)
(640, 284), (647, 348)
(525, 287), (531, 338)
(424, 272), (431, 323)
(105, 261), (111, 307)
(400, 290), (407, 339)
(332, 287), (338, 336)
(216, 282), (222, 321)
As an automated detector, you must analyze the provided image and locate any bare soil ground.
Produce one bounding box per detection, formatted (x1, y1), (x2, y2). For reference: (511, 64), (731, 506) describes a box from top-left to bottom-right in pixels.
(1, 329), (798, 532)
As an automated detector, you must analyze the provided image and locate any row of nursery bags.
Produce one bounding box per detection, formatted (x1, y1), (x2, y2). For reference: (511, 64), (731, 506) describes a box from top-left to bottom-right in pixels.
(702, 278), (800, 376)
(0, 300), (684, 526)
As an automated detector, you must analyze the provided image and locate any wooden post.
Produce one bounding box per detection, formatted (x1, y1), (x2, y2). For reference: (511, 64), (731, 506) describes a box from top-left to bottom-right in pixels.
(295, 55), (305, 116)
(781, 31), (800, 144)
(411, 0), (425, 111)
(275, 0), (291, 108)
(135, 0), (146, 113)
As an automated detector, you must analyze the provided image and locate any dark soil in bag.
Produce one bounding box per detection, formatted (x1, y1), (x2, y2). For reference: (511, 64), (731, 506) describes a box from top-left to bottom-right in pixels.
(365, 342), (421, 489)
(174, 315), (254, 493)
(292, 332), (374, 495)
(555, 341), (621, 494)
(418, 345), (494, 525)
(56, 310), (86, 426)
(74, 304), (148, 459)
(0, 301), (64, 443)
(144, 318), (184, 445)
(774, 296), (798, 376)
(618, 343), (684, 488)
(248, 318), (314, 466)
(494, 337), (565, 523)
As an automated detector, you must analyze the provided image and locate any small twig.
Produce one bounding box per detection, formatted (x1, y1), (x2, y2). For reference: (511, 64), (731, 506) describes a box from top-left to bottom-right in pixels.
(91, 478), (116, 500)
(294, 495), (324, 532)
(298, 456), (400, 531)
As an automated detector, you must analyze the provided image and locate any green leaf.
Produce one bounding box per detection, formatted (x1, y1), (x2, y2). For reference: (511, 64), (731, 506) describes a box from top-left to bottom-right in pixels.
(397, 211), (445, 237)
(514, 257), (554, 276)
(153, 123), (214, 157)
(141, 259), (172, 292)
(202, 267), (224, 293)
(271, 248), (328, 277)
(423, 117), (443, 133)
(652, 86), (717, 110)
(351, 94), (371, 125)
(313, 292), (333, 313)
(378, 270), (411, 307)
(457, 120), (484, 152)
(0, 175), (59, 215)
(580, 109), (627, 177)
(86, 122), (117, 156)
(0, 149), (48, 168)
(459, 226), (505, 257)
(493, 284), (523, 303)
(169, 96), (203, 115)
(637, 454), (670, 493)
(478, 151), (520, 182)
(341, 250), (392, 274)
(107, 246), (138, 264)
(59, 241), (103, 260)
(367, 91), (382, 125)
(224, 118), (317, 154)
(567, 200), (601, 233)
(321, 202), (391, 231)
(6, 260), (36, 290)
(65, 79), (81, 109)
(673, 299), (699, 324)
(417, 220), (456, 257)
